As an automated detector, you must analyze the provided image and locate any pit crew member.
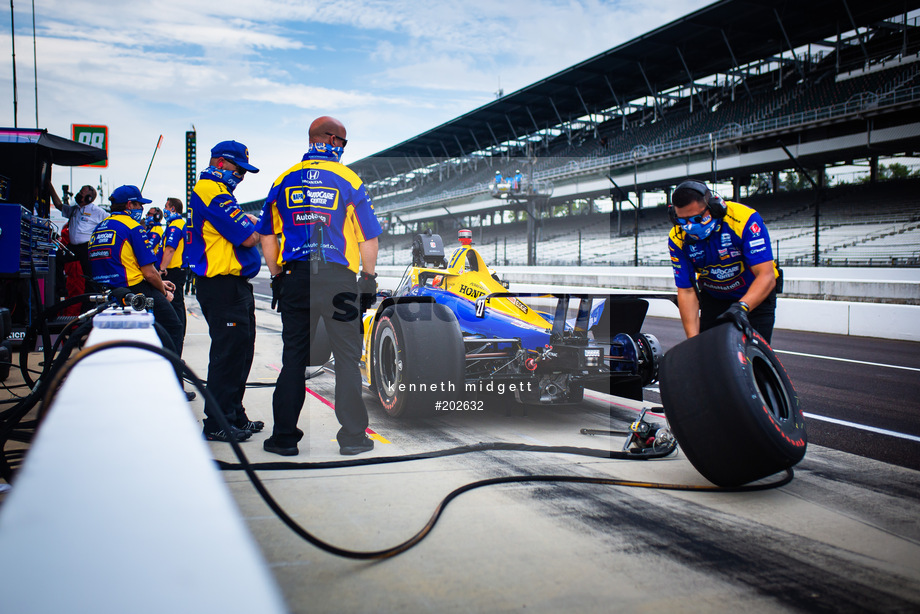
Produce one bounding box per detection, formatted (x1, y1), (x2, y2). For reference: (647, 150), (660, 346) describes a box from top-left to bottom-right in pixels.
(187, 141), (263, 442)
(667, 180), (779, 343)
(257, 116), (382, 457)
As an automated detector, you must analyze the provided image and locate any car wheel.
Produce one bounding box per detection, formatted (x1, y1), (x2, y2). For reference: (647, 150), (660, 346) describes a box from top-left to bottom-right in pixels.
(659, 322), (807, 487)
(372, 302), (464, 418)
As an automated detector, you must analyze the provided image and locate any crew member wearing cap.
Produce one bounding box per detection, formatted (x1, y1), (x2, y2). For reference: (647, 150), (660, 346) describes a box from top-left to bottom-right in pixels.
(257, 116), (381, 456)
(187, 140), (263, 443)
(88, 185), (184, 357)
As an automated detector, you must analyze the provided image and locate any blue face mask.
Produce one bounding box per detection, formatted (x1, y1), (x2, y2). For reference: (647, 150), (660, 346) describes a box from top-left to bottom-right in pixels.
(128, 208), (144, 222)
(306, 142), (343, 162)
(204, 165), (242, 192)
(145, 215), (156, 227)
(165, 211), (180, 223)
(681, 216), (718, 241)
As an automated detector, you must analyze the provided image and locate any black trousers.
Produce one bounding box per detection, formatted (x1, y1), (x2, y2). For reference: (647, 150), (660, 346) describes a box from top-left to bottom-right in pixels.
(163, 267), (187, 357)
(128, 279), (184, 356)
(271, 262), (368, 448)
(699, 288), (778, 344)
(196, 275), (256, 432)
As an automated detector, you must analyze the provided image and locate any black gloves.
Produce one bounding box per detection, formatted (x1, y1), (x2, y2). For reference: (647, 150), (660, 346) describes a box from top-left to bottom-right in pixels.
(357, 271), (378, 312)
(717, 301), (753, 338)
(270, 273), (284, 312)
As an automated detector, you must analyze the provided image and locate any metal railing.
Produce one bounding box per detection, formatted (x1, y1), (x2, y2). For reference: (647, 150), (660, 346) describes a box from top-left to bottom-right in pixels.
(373, 84), (920, 214)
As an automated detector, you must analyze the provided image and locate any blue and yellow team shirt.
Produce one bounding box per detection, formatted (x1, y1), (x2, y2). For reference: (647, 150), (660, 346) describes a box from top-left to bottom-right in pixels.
(186, 170), (261, 278)
(256, 146), (383, 273)
(146, 224), (164, 261)
(161, 217), (186, 269)
(668, 200), (777, 300)
(88, 212), (157, 288)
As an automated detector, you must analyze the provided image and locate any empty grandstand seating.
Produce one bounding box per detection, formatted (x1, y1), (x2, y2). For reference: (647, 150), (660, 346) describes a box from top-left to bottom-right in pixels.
(367, 23), (920, 268)
(378, 179), (920, 267)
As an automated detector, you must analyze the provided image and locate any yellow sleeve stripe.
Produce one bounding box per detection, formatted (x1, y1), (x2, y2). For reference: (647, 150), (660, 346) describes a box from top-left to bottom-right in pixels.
(722, 201), (755, 237)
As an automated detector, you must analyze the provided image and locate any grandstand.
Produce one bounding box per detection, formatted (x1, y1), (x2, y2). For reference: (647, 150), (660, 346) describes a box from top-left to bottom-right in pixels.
(378, 179), (920, 267)
(350, 0), (920, 268)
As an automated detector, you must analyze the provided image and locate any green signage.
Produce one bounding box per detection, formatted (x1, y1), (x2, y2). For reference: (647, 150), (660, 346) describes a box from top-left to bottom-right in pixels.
(72, 124), (108, 167)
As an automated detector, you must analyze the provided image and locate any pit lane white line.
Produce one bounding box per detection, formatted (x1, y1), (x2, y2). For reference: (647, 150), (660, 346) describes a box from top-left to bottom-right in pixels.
(802, 413), (920, 443)
(774, 350), (920, 373)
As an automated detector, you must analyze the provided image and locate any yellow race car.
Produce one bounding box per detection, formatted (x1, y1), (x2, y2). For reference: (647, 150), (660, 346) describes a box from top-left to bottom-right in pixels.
(359, 230), (669, 417)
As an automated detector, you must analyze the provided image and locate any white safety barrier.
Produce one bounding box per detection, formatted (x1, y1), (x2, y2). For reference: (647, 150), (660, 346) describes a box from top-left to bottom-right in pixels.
(0, 309), (286, 614)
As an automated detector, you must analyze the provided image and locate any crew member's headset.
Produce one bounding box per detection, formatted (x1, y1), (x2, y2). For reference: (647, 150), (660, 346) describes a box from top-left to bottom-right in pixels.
(667, 180), (728, 227)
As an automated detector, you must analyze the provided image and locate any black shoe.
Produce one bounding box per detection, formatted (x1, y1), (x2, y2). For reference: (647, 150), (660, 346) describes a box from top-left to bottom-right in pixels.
(339, 435), (374, 456)
(203, 425), (252, 442)
(185, 390), (197, 402)
(263, 438), (298, 456)
(237, 420), (264, 433)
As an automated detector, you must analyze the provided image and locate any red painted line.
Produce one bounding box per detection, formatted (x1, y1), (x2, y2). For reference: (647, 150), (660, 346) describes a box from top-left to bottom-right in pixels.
(267, 363), (381, 436)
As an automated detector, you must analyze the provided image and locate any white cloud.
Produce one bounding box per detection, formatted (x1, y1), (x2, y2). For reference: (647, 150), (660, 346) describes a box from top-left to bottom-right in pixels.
(0, 0), (712, 208)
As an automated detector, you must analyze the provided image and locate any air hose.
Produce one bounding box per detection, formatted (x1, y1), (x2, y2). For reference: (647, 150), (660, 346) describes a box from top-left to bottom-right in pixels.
(41, 340), (795, 560)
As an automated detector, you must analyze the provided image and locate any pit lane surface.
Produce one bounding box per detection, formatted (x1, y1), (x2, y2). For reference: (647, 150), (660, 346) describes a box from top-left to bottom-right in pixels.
(200, 292), (920, 612)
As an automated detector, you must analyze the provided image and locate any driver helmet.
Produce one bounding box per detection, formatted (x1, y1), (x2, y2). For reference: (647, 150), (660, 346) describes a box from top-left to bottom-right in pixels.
(458, 228), (473, 246)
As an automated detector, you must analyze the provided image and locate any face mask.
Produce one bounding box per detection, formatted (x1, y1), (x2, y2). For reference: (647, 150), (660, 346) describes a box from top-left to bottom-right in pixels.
(682, 216), (717, 242)
(165, 211), (180, 223)
(205, 165), (241, 191)
(128, 208), (144, 222)
(307, 142), (343, 162)
(145, 215), (156, 227)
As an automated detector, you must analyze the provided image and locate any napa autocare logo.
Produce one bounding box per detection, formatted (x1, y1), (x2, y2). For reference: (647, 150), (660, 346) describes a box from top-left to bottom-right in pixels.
(90, 230), (116, 246)
(704, 262), (742, 281)
(309, 188), (337, 207)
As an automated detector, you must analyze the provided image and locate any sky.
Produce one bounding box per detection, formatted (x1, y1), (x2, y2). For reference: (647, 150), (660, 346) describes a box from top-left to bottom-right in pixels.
(1, 0), (711, 210)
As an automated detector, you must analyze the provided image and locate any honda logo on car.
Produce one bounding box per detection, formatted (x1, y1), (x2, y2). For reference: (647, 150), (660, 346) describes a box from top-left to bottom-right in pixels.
(459, 284), (485, 299)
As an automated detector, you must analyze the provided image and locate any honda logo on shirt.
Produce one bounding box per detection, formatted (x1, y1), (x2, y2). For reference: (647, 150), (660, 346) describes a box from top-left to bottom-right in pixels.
(307, 170), (320, 181)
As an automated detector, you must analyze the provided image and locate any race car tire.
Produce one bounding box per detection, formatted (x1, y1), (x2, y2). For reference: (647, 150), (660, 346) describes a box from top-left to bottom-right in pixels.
(372, 302), (464, 418)
(658, 322), (807, 487)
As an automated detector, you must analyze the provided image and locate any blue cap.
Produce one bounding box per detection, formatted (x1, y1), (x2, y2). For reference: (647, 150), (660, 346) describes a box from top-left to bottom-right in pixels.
(210, 140), (259, 173)
(109, 185), (152, 205)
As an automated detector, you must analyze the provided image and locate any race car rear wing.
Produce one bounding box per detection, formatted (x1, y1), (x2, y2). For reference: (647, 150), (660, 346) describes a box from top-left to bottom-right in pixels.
(476, 292), (677, 344)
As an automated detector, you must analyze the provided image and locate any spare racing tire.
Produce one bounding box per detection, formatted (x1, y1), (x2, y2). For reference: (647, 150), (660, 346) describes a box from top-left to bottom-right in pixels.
(372, 302), (464, 418)
(659, 322), (806, 487)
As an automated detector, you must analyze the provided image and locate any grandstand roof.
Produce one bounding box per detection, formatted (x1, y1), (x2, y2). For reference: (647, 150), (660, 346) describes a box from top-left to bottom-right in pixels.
(350, 0), (913, 181)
